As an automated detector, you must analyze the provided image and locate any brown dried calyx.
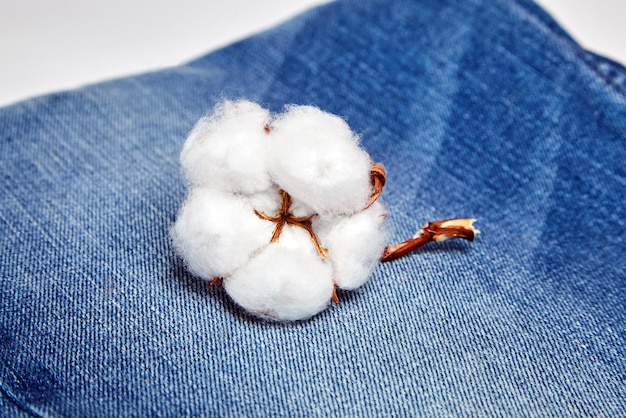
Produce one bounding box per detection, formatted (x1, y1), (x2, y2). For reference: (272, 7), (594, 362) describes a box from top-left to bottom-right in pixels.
(255, 189), (328, 259)
(253, 163), (389, 260)
(365, 163), (386, 210)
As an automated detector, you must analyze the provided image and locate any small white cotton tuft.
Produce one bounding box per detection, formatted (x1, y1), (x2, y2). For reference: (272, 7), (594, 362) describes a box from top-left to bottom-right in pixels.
(171, 188), (274, 279)
(267, 106), (373, 216)
(180, 99), (271, 194)
(225, 244), (334, 321)
(315, 202), (387, 290)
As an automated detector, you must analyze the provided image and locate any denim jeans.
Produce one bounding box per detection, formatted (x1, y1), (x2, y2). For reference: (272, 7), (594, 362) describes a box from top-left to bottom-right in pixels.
(1, 0), (625, 416)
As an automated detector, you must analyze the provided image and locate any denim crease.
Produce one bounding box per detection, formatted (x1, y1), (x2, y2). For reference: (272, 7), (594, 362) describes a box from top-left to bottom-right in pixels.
(1, 0), (625, 416)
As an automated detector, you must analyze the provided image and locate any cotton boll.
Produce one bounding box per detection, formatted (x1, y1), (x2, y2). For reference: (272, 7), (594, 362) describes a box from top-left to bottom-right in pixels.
(180, 100), (271, 194)
(171, 188), (274, 279)
(268, 106), (373, 216)
(224, 243), (334, 321)
(315, 201), (387, 290)
(174, 102), (390, 321)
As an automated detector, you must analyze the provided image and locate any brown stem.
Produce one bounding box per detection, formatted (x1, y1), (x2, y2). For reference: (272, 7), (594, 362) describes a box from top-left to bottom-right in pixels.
(380, 233), (433, 262)
(381, 218), (479, 262)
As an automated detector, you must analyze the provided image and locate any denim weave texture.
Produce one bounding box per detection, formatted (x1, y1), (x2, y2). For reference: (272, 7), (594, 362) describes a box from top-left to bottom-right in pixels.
(1, 0), (625, 416)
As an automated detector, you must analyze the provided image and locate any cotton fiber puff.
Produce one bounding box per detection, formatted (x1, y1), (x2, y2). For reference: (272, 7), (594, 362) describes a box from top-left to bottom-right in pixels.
(172, 99), (387, 321)
(180, 100), (271, 194)
(225, 228), (335, 322)
(313, 201), (387, 290)
(171, 189), (274, 278)
(268, 105), (373, 216)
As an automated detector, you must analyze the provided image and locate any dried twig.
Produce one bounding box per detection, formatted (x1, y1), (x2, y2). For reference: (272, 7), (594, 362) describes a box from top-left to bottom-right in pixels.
(381, 218), (479, 262)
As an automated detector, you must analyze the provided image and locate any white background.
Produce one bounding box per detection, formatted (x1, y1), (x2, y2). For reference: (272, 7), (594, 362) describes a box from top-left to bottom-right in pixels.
(0, 0), (624, 107)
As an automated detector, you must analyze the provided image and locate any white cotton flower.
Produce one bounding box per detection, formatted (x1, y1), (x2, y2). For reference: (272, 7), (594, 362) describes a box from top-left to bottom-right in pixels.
(172, 100), (387, 321)
(267, 105), (373, 216)
(180, 100), (271, 194)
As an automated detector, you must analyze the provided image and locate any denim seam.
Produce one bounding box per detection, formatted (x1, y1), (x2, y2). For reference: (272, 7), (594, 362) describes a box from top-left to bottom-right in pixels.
(0, 382), (44, 418)
(510, 0), (626, 99)
(577, 51), (626, 99)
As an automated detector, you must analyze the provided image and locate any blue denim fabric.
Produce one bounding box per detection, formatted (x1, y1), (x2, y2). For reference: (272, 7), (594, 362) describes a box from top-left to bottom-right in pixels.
(1, 0), (625, 416)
